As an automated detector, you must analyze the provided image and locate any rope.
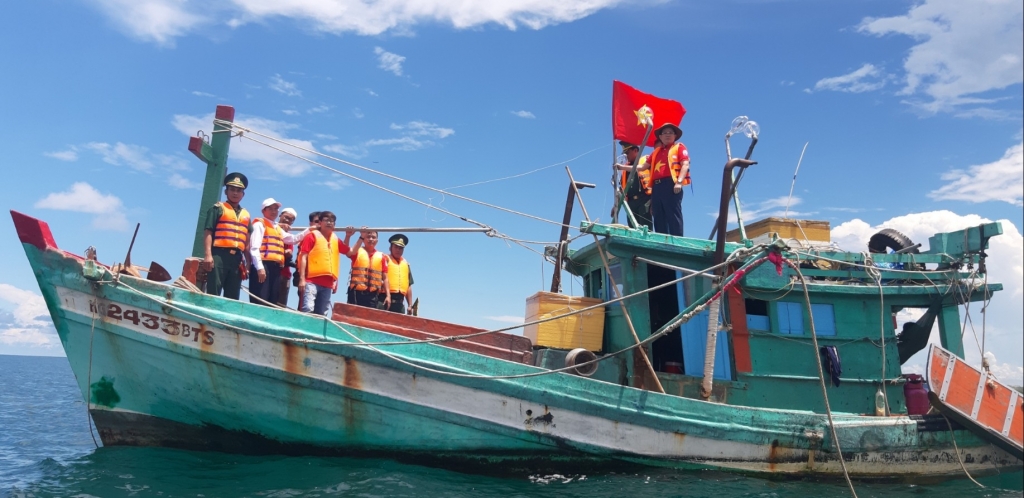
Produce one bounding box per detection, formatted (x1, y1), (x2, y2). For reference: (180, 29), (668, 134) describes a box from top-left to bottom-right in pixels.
(215, 119), (574, 230)
(444, 144), (608, 190)
(943, 415), (985, 488)
(86, 312), (100, 449)
(786, 260), (857, 498)
(862, 252), (890, 416)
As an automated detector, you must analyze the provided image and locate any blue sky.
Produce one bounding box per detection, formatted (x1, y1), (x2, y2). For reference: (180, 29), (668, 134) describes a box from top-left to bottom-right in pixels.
(1, 0), (1021, 382)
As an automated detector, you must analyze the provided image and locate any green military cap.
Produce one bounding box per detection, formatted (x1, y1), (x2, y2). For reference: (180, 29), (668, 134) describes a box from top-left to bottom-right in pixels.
(618, 141), (638, 152)
(224, 172), (248, 189)
(389, 234), (409, 247)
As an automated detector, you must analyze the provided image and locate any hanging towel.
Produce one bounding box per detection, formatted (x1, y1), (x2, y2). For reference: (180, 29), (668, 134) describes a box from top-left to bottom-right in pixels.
(820, 346), (842, 387)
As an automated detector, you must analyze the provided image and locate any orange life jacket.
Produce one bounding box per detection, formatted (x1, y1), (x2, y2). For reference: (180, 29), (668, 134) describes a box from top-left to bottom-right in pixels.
(387, 256), (410, 294)
(212, 202), (251, 250)
(648, 143), (691, 186)
(254, 218), (285, 264)
(306, 231), (340, 281)
(350, 248), (385, 292)
(621, 156), (652, 195)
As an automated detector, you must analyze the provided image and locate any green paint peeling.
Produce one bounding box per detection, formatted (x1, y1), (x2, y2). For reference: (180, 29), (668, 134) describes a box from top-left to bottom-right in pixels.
(90, 376), (121, 407)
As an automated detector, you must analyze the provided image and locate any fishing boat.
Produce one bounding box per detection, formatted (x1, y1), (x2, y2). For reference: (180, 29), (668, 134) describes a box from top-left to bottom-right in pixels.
(12, 104), (1023, 482)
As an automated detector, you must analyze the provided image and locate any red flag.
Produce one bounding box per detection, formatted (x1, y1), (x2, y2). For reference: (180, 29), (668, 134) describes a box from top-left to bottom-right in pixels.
(612, 81), (686, 147)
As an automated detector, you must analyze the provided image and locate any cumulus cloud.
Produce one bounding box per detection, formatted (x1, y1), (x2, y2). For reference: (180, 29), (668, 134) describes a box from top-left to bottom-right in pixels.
(511, 110), (536, 119)
(929, 141), (1023, 206)
(44, 148), (79, 161)
(86, 0), (205, 46)
(808, 63), (888, 93)
(34, 182), (130, 231)
(324, 120), (455, 155)
(374, 47), (406, 76)
(856, 0), (1024, 115)
(831, 210), (1024, 384)
(390, 121), (454, 139)
(0, 284), (59, 350)
(173, 112), (319, 176)
(269, 74), (302, 97)
(167, 172), (202, 189)
(308, 104), (330, 114)
(84, 0), (623, 44)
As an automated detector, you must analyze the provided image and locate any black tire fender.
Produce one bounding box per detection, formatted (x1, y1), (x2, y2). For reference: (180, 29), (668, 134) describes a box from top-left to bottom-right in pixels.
(868, 228), (918, 254)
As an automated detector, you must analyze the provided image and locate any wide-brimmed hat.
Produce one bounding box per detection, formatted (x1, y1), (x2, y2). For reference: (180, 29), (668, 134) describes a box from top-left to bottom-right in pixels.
(224, 172), (248, 189)
(618, 140), (638, 152)
(389, 234), (409, 247)
(654, 123), (682, 140)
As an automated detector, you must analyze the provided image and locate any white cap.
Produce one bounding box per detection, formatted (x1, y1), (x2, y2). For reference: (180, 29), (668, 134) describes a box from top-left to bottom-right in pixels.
(261, 198), (282, 209)
(280, 207), (297, 218)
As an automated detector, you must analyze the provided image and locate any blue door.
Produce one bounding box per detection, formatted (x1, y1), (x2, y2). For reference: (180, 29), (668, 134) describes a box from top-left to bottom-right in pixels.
(678, 271), (733, 380)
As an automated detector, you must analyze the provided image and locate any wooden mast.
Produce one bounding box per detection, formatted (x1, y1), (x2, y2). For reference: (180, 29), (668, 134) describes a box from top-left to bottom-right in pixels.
(187, 105), (236, 258)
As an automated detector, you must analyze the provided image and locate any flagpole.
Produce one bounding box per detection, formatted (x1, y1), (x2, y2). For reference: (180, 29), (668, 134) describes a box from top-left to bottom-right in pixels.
(617, 120), (654, 228)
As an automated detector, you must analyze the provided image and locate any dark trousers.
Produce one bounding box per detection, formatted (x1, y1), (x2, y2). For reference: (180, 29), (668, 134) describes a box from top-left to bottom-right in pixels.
(276, 277), (290, 307)
(351, 289), (380, 309)
(626, 196), (653, 230)
(249, 261), (282, 306)
(387, 293), (406, 314)
(207, 248), (243, 300)
(651, 180), (684, 236)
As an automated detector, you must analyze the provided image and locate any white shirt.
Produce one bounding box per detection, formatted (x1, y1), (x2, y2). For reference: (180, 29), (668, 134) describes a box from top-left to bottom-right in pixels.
(249, 221), (307, 272)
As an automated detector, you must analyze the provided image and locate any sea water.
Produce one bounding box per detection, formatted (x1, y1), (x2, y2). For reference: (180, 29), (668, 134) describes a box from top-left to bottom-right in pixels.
(2, 355), (1021, 497)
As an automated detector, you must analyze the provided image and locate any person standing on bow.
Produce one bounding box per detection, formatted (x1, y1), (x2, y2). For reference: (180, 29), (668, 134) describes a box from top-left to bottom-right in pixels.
(275, 207), (298, 307)
(296, 212), (355, 316)
(613, 141), (653, 230)
(384, 234), (414, 314)
(248, 199), (307, 307)
(295, 211), (321, 309)
(631, 123), (689, 236)
(347, 229), (390, 310)
(203, 172), (251, 300)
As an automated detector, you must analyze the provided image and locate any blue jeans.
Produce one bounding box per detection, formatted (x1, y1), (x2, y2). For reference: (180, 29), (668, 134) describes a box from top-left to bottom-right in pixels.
(301, 283), (333, 316)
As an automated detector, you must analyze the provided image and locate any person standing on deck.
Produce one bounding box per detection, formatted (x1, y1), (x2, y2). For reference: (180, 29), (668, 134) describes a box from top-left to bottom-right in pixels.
(248, 199), (307, 306)
(296, 212), (355, 316)
(385, 234), (414, 314)
(347, 229), (390, 310)
(203, 172), (251, 300)
(275, 207), (298, 307)
(630, 123), (689, 236)
(613, 141), (653, 230)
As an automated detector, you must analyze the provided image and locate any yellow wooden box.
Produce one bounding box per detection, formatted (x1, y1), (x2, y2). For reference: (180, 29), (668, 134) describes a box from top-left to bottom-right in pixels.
(523, 291), (605, 352)
(726, 217), (830, 243)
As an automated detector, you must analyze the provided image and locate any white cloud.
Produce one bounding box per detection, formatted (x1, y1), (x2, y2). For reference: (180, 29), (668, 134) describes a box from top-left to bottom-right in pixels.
(191, 90), (215, 97)
(929, 142), (1023, 206)
(0, 284), (59, 350)
(34, 182), (129, 231)
(511, 110), (536, 119)
(308, 104), (330, 114)
(44, 148), (79, 161)
(172, 112), (319, 176)
(484, 315), (525, 324)
(374, 47), (406, 76)
(85, 142), (155, 172)
(86, 0), (205, 45)
(269, 74), (302, 97)
(723, 196), (806, 224)
(390, 121), (454, 139)
(282, 109), (300, 116)
(168, 172), (202, 189)
(810, 63), (888, 93)
(831, 210), (1024, 381)
(317, 179), (353, 190)
(323, 144), (368, 159)
(364, 136), (431, 151)
(857, 0), (1024, 114)
(315, 133), (338, 140)
(367, 89), (378, 97)
(352, 108), (365, 119)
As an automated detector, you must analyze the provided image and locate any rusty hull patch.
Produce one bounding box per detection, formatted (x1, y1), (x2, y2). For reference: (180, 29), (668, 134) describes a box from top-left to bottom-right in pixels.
(282, 341), (309, 375)
(342, 357), (362, 390)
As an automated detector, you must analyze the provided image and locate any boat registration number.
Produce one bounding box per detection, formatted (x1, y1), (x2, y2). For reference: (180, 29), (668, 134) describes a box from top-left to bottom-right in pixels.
(89, 300), (215, 345)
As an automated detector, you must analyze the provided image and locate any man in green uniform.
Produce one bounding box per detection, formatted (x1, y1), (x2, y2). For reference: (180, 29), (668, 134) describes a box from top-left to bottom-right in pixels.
(203, 172), (251, 300)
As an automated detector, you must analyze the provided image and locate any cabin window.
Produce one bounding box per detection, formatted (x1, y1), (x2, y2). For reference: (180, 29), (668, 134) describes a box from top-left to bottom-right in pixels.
(745, 298), (770, 331)
(777, 302), (804, 335)
(583, 269), (603, 299)
(605, 263), (623, 300)
(810, 304), (837, 336)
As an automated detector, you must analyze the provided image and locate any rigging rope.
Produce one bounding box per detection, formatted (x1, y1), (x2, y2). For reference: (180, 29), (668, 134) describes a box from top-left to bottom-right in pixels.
(214, 119), (575, 230)
(444, 144), (608, 190)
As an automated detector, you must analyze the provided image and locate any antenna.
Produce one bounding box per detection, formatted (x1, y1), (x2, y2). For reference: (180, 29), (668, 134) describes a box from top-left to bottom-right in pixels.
(784, 142), (809, 219)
